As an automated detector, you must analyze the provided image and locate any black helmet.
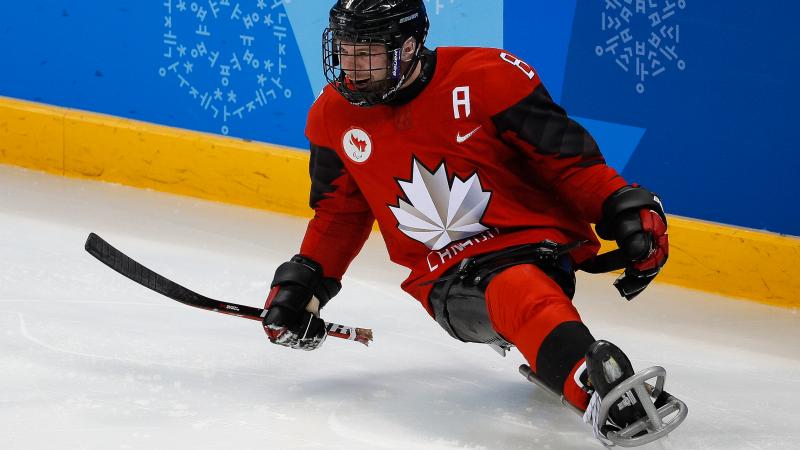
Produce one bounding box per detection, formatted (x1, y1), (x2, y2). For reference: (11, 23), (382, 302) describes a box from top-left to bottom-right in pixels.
(323, 0), (429, 106)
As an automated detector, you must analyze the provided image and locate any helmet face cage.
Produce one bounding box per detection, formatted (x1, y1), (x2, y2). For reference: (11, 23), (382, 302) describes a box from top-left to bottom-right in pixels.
(323, 30), (406, 106)
(322, 2), (428, 107)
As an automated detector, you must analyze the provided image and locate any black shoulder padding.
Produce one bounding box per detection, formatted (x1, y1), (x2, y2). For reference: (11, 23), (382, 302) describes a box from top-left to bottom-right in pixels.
(491, 84), (602, 159)
(309, 144), (345, 209)
(596, 186), (666, 240)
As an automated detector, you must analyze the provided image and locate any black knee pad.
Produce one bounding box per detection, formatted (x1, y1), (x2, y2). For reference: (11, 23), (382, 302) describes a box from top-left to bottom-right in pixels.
(429, 276), (510, 346)
(426, 244), (576, 348)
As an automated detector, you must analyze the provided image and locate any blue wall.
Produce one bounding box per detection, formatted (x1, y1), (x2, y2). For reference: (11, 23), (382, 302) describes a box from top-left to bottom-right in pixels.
(1, 1), (797, 236)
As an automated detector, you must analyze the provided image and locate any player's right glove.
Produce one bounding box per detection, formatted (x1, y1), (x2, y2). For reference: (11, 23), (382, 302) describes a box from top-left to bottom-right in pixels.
(595, 185), (669, 300)
(262, 255), (341, 351)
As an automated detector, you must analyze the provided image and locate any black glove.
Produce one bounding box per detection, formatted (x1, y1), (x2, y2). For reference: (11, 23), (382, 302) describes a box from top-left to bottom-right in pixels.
(596, 185), (669, 300)
(262, 255), (341, 351)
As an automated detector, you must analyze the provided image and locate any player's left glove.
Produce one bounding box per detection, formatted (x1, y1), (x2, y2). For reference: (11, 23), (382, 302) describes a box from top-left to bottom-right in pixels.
(595, 185), (669, 300)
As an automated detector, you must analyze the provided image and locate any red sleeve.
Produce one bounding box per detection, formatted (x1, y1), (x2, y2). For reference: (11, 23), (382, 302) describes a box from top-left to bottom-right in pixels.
(300, 95), (374, 280)
(479, 50), (627, 222)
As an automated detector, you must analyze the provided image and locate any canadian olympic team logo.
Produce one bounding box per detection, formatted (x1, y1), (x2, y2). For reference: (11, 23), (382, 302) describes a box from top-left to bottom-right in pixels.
(342, 128), (373, 163)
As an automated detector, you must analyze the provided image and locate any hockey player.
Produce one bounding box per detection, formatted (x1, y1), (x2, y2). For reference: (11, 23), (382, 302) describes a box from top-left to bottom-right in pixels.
(261, 0), (684, 445)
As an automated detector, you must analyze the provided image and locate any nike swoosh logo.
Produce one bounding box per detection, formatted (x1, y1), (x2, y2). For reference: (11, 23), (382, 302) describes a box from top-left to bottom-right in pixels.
(456, 126), (482, 144)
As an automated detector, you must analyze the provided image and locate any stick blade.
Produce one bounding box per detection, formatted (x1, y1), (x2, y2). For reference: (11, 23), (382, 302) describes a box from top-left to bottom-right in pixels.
(84, 232), (197, 303)
(84, 232), (104, 258)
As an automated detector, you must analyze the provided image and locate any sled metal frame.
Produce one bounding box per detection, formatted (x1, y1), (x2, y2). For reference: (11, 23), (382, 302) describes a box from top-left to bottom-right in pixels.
(519, 364), (688, 447)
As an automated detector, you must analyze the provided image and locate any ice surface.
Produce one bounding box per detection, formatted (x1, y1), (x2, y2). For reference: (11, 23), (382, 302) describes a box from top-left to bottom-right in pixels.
(1, 164), (798, 449)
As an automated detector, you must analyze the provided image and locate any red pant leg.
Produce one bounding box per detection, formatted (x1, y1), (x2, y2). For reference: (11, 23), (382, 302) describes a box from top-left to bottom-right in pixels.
(485, 264), (592, 410)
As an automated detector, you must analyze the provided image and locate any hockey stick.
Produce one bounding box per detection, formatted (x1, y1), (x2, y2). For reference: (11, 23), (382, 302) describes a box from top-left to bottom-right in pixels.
(84, 233), (373, 346)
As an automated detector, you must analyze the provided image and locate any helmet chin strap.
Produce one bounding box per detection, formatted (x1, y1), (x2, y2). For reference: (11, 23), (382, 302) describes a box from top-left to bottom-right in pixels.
(389, 48), (402, 79)
(381, 43), (422, 101)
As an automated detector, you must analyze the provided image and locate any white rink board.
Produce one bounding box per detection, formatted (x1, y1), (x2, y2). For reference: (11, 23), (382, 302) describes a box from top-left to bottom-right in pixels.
(1, 164), (798, 450)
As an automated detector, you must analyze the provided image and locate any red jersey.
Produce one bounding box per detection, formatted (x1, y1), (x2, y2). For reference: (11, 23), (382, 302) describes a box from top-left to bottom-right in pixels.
(300, 47), (627, 315)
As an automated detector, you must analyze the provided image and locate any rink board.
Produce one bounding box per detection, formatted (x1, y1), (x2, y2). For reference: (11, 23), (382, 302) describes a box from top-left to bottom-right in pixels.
(1, 96), (798, 308)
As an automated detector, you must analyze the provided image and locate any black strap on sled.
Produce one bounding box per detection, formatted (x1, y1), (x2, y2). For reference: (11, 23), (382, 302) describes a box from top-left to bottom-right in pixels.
(577, 247), (627, 274)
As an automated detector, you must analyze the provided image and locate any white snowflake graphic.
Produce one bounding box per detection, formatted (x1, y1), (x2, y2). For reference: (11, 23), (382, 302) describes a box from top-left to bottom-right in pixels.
(159, 0), (293, 136)
(389, 159), (491, 250)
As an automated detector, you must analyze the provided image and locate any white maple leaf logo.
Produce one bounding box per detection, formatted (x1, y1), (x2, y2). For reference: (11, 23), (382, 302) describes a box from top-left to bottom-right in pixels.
(389, 159), (491, 250)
